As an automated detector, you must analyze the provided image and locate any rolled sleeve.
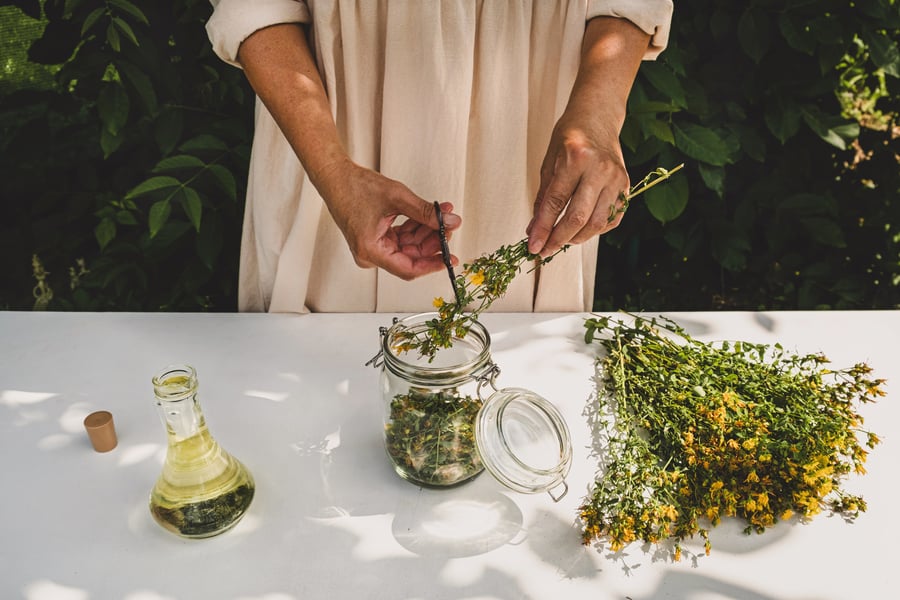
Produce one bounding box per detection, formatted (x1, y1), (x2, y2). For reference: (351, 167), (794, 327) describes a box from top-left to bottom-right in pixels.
(587, 0), (674, 60)
(207, 0), (312, 67)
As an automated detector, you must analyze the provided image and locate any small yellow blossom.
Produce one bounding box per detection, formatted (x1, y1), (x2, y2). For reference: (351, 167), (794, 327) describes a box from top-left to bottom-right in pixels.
(432, 297), (445, 308)
(469, 270), (485, 286)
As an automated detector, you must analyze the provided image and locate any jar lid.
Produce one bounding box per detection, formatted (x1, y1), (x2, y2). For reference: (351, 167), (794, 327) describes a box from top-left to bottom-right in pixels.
(475, 387), (572, 502)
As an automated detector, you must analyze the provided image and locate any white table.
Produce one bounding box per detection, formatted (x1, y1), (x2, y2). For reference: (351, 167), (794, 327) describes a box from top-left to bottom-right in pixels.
(0, 311), (895, 600)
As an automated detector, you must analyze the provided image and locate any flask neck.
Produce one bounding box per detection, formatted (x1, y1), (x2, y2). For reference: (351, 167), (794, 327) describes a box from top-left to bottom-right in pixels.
(152, 365), (205, 441)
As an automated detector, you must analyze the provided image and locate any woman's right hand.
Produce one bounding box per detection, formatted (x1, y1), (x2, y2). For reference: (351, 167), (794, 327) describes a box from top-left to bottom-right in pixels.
(317, 159), (461, 281)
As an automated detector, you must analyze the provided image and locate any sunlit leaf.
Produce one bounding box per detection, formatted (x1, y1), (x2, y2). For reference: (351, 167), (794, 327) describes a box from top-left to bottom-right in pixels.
(644, 175), (688, 224)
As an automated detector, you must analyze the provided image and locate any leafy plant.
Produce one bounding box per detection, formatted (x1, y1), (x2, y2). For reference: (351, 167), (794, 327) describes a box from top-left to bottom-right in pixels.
(0, 0), (253, 310)
(599, 0), (900, 311)
(580, 313), (883, 561)
(1, 1), (898, 311)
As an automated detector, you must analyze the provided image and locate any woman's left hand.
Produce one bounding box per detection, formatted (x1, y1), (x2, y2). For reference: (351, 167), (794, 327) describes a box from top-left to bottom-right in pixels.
(526, 15), (651, 258)
(526, 117), (629, 258)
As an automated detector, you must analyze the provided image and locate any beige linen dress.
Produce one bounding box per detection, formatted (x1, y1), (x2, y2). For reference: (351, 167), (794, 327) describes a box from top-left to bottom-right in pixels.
(207, 0), (673, 313)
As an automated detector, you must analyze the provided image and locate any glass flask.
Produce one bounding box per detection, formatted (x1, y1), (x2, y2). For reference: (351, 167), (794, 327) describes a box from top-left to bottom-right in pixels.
(370, 313), (572, 501)
(149, 364), (255, 538)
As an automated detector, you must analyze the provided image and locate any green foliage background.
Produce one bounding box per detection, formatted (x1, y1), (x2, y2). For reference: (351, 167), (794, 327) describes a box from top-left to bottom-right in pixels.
(1, 0), (898, 311)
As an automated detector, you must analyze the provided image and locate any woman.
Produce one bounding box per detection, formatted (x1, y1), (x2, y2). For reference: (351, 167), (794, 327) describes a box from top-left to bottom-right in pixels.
(207, 1), (673, 313)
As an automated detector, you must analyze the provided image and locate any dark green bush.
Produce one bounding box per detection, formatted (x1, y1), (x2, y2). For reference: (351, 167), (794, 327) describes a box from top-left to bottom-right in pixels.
(598, 0), (900, 310)
(1, 0), (252, 310)
(0, 0), (898, 311)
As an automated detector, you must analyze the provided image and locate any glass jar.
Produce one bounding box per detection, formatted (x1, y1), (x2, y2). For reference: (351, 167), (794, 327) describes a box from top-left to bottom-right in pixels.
(149, 364), (255, 538)
(370, 313), (572, 501)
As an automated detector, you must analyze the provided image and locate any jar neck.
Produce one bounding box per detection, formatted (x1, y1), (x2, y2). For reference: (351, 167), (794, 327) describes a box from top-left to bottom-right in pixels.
(382, 313), (493, 387)
(152, 365), (205, 441)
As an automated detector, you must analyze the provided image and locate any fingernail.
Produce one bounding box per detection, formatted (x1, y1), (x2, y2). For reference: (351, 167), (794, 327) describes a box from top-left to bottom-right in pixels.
(444, 213), (461, 227)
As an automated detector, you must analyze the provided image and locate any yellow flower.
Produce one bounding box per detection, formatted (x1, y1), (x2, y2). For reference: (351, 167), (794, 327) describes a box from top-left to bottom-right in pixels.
(432, 296), (445, 308)
(780, 509), (794, 521)
(469, 270), (485, 286)
(709, 481), (724, 493)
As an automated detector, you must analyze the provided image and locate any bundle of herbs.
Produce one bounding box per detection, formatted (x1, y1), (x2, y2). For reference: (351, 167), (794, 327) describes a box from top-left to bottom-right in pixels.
(580, 314), (883, 561)
(391, 165), (684, 361)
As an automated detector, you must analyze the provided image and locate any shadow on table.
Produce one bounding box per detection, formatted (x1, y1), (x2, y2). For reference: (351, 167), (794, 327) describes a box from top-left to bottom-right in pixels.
(391, 484), (525, 557)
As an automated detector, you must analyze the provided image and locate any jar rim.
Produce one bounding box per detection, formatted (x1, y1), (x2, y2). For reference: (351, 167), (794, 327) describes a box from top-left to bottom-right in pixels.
(381, 312), (493, 386)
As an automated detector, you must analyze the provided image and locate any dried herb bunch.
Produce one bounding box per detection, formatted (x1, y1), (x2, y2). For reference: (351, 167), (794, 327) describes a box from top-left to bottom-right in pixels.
(392, 165), (685, 360)
(580, 314), (883, 561)
(384, 388), (484, 486)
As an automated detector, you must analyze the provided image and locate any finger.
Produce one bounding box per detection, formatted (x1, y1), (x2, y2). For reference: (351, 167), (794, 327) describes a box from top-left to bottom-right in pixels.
(541, 180), (599, 255)
(378, 251), (451, 281)
(526, 150), (558, 240)
(528, 160), (582, 256)
(569, 187), (623, 245)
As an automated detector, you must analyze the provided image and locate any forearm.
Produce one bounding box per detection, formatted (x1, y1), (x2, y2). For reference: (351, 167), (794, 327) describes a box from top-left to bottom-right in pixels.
(237, 23), (350, 197)
(565, 16), (651, 140)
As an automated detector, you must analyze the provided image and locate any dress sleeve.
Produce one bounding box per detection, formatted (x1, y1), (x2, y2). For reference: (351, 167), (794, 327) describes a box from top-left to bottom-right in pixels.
(206, 0), (312, 67)
(586, 0), (674, 60)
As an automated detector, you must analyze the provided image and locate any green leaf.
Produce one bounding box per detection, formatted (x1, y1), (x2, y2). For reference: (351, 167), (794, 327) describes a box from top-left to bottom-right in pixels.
(728, 123), (766, 163)
(109, 0), (149, 25)
(642, 119), (675, 145)
(673, 123), (731, 166)
(118, 61), (157, 114)
(153, 155), (206, 172)
(800, 217), (847, 247)
(777, 193), (838, 218)
(154, 108), (184, 156)
(698, 164), (725, 198)
(115, 209), (139, 225)
(179, 134), (228, 153)
(97, 82), (129, 136)
(764, 98), (802, 144)
(81, 7), (106, 36)
(148, 200), (172, 238)
(777, 13), (816, 55)
(106, 22), (120, 52)
(207, 164), (238, 201)
(180, 187), (203, 232)
(620, 118), (641, 152)
(100, 128), (124, 158)
(112, 17), (138, 47)
(801, 107), (859, 150)
(125, 176), (181, 200)
(865, 31), (900, 78)
(630, 101), (681, 115)
(737, 9), (771, 63)
(95, 218), (116, 250)
(639, 62), (688, 108)
(644, 175), (688, 224)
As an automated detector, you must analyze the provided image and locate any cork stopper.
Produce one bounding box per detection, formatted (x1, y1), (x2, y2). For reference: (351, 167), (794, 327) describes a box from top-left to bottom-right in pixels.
(84, 410), (118, 452)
